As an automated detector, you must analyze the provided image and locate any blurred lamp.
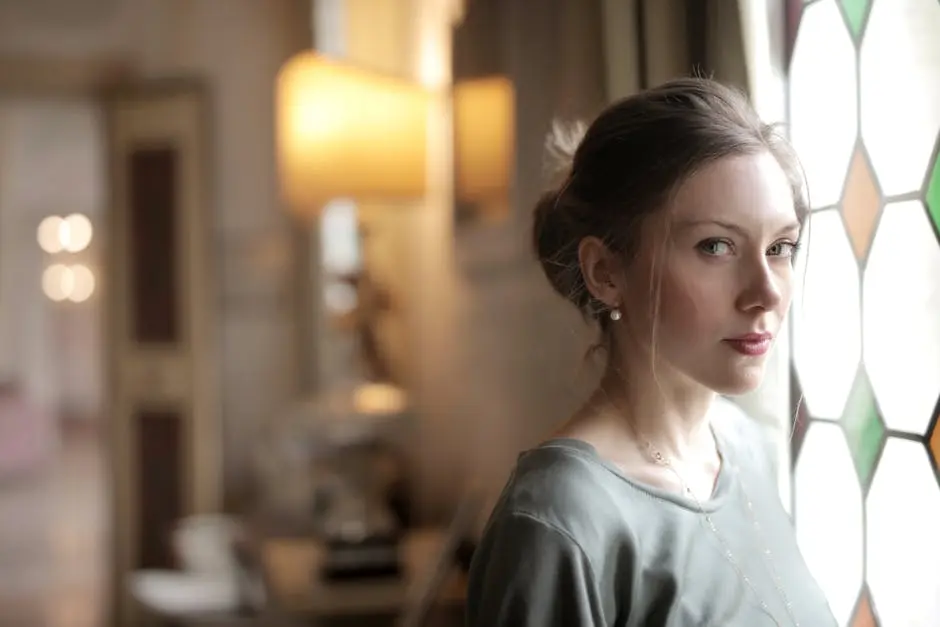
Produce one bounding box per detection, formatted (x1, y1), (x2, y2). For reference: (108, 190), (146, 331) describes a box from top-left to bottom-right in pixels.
(276, 52), (431, 216)
(453, 76), (515, 204)
(37, 213), (93, 254)
(42, 263), (95, 303)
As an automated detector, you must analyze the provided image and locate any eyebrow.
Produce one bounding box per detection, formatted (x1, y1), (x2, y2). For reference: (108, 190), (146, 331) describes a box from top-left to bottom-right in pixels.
(674, 219), (802, 237)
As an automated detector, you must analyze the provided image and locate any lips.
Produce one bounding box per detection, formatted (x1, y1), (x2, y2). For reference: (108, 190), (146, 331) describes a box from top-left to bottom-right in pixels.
(724, 332), (773, 357)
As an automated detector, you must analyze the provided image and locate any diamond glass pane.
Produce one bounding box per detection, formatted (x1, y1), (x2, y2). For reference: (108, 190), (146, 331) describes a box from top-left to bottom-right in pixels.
(839, 0), (870, 38)
(866, 438), (940, 626)
(787, 0), (804, 57)
(841, 146), (881, 261)
(793, 209), (861, 419)
(794, 421), (864, 625)
(859, 0), (940, 196)
(930, 414), (940, 474)
(851, 589), (878, 627)
(789, 0), (858, 208)
(841, 370), (885, 489)
(862, 200), (940, 434)
(849, 590), (878, 627)
(927, 147), (940, 237)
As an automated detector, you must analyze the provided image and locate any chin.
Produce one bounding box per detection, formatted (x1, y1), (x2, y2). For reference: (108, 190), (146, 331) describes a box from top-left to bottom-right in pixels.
(701, 365), (767, 396)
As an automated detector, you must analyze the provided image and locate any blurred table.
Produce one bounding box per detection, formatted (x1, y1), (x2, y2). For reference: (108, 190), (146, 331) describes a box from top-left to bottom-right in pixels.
(261, 527), (467, 618)
(144, 527), (467, 627)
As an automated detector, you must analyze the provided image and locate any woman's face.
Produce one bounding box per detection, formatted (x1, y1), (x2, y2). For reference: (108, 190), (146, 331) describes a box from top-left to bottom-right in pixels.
(618, 151), (801, 396)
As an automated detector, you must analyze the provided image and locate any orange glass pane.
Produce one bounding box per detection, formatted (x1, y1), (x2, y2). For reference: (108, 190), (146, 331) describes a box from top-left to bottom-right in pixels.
(929, 412), (940, 474)
(842, 147), (881, 261)
(852, 590), (878, 627)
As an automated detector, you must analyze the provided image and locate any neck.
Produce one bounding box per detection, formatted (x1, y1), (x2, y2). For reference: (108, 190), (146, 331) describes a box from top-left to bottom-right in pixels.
(597, 356), (716, 462)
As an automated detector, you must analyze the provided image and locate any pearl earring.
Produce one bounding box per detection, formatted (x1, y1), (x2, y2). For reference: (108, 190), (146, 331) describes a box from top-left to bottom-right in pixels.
(609, 307), (622, 321)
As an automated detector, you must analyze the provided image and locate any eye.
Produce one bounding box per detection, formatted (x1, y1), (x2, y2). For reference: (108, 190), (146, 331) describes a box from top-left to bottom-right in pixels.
(767, 240), (801, 258)
(697, 238), (734, 257)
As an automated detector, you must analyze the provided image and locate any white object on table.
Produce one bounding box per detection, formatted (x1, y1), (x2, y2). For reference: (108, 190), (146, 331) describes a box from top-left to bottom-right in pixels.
(131, 570), (241, 617)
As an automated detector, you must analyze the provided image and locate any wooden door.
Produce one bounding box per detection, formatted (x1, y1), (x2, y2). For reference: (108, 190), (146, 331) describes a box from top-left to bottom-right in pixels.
(104, 80), (220, 626)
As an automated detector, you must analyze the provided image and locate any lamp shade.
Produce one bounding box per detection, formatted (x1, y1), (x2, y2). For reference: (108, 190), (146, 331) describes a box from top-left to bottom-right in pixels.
(453, 76), (515, 203)
(276, 52), (430, 213)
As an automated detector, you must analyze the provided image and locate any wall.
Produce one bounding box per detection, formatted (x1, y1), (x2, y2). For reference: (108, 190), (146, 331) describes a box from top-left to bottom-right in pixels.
(0, 0), (313, 490)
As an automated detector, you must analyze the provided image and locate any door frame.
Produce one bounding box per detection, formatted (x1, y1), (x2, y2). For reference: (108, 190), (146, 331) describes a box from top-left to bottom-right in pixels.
(104, 76), (222, 626)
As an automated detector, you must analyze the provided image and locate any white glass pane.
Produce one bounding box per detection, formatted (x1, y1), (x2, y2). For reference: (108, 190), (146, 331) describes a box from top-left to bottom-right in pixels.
(862, 200), (940, 434)
(794, 421), (864, 625)
(792, 209), (861, 419)
(789, 0), (857, 209)
(866, 437), (940, 627)
(859, 0), (940, 196)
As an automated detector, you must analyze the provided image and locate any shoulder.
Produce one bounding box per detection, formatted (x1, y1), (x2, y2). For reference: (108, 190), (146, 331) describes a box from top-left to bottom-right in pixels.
(469, 443), (632, 625)
(493, 440), (630, 538)
(476, 439), (640, 583)
(467, 505), (612, 626)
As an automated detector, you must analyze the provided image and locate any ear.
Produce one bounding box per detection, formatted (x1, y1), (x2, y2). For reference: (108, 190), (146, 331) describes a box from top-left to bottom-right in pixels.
(578, 236), (625, 308)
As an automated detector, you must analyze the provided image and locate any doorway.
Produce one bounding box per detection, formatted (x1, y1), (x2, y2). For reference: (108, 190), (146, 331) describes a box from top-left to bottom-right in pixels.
(0, 96), (108, 626)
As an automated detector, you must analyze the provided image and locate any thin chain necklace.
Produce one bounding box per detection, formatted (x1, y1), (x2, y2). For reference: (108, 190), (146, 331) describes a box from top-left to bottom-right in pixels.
(641, 435), (800, 627)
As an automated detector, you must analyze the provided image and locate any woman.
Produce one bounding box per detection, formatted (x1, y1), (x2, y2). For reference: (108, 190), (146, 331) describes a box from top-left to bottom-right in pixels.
(466, 79), (836, 627)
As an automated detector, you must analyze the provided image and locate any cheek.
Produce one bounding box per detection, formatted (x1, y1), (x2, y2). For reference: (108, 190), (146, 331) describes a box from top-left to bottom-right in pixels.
(654, 269), (724, 338)
(779, 288), (794, 314)
(777, 266), (796, 309)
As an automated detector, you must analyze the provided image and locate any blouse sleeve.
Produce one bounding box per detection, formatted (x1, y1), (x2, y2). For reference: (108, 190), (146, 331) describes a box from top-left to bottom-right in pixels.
(466, 511), (607, 627)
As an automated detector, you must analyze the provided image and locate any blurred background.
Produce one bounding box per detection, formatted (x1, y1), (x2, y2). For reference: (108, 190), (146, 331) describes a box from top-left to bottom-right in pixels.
(0, 0), (937, 625)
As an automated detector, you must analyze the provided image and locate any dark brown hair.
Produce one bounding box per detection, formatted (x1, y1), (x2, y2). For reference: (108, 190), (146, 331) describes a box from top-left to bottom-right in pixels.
(533, 77), (807, 332)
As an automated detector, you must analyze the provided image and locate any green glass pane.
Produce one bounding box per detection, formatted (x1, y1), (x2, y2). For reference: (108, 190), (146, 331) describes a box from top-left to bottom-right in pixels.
(841, 370), (884, 488)
(839, 0), (870, 38)
(927, 147), (940, 237)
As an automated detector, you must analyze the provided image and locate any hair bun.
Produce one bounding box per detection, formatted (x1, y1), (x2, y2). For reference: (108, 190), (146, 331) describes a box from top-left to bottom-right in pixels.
(532, 187), (562, 262)
(532, 187), (586, 310)
(534, 119), (591, 312)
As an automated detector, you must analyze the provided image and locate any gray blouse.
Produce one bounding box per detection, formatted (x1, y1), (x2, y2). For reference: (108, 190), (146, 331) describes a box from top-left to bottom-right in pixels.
(466, 409), (837, 627)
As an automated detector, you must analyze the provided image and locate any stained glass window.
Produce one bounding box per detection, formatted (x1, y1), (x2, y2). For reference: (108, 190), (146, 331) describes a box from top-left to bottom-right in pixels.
(787, 0), (940, 625)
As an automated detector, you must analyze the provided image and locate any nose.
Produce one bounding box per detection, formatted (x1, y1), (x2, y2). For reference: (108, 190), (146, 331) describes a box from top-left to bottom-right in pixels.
(736, 257), (784, 313)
